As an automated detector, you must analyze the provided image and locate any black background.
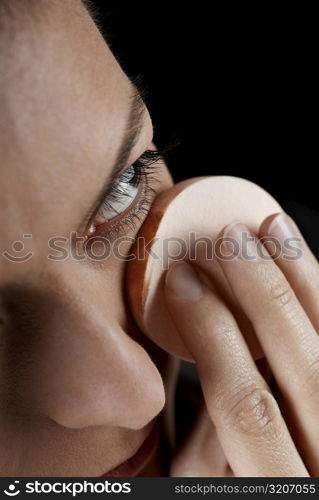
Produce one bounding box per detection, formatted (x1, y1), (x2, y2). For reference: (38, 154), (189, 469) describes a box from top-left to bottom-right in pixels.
(91, 2), (317, 212)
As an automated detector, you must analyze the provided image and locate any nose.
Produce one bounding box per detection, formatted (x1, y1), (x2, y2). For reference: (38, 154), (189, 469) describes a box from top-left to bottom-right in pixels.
(2, 267), (165, 430)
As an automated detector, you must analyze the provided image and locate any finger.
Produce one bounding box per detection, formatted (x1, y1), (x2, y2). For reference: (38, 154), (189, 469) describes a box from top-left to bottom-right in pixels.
(259, 212), (319, 332)
(170, 404), (232, 477)
(217, 222), (319, 474)
(165, 261), (308, 477)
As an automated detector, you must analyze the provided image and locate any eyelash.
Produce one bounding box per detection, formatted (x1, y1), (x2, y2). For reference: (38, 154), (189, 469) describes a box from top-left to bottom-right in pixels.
(88, 149), (162, 239)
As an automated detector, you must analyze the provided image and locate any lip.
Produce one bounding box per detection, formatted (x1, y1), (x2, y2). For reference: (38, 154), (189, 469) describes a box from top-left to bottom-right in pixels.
(100, 421), (159, 477)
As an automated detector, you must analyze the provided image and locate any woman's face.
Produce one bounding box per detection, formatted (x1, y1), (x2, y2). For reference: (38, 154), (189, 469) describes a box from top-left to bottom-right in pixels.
(0, 0), (173, 475)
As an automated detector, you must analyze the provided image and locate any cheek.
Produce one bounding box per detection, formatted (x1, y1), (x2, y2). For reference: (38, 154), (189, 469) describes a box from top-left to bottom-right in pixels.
(2, 258), (165, 430)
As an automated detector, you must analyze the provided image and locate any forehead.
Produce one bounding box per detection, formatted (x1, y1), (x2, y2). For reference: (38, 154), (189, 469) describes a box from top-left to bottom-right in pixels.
(0, 0), (133, 244)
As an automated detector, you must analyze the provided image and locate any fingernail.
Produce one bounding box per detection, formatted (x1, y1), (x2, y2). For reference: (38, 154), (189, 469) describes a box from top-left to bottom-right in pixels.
(165, 261), (203, 300)
(222, 222), (259, 260)
(267, 213), (302, 241)
(266, 213), (303, 258)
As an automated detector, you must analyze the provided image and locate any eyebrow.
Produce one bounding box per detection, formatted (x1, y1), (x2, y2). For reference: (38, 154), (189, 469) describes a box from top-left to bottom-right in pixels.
(79, 84), (147, 232)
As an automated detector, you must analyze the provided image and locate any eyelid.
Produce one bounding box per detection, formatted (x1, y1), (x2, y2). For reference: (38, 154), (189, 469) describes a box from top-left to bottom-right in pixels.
(88, 179), (144, 237)
(83, 150), (148, 234)
(81, 113), (153, 229)
(86, 146), (170, 243)
(81, 132), (178, 241)
(77, 100), (152, 233)
(84, 146), (162, 238)
(87, 168), (158, 241)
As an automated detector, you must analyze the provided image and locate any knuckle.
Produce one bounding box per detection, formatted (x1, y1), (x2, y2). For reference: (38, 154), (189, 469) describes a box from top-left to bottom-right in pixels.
(222, 386), (281, 439)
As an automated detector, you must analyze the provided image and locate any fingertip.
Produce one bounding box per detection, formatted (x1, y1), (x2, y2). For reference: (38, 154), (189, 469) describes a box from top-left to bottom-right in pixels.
(258, 212), (284, 239)
(216, 220), (243, 241)
(165, 260), (204, 301)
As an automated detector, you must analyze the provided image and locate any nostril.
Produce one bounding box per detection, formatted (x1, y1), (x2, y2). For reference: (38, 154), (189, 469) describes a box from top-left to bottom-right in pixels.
(39, 390), (116, 430)
(43, 382), (165, 431)
(45, 401), (102, 430)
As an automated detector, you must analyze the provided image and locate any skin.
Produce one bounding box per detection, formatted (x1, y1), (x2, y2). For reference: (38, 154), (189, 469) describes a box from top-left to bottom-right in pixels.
(1, 0), (319, 478)
(0, 0), (173, 476)
(165, 215), (319, 476)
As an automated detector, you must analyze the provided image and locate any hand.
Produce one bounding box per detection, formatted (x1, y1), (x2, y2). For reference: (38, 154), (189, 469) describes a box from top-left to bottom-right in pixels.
(165, 213), (319, 477)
